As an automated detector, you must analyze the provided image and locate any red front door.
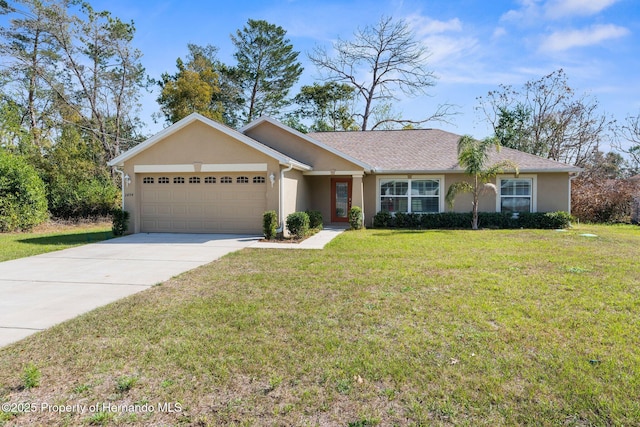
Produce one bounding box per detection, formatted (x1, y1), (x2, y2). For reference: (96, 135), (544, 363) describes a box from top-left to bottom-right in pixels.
(331, 178), (352, 222)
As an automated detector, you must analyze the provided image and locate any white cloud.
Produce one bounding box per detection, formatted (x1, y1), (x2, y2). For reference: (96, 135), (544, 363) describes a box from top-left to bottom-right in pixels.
(540, 24), (630, 52)
(405, 14), (463, 36)
(423, 35), (477, 66)
(544, 0), (620, 19)
(492, 27), (507, 39)
(500, 0), (542, 24)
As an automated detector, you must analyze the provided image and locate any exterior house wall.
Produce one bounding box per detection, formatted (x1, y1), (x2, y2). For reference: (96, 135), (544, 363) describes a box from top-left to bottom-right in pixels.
(442, 174), (496, 213)
(282, 168), (309, 219)
(363, 174), (377, 226)
(536, 173), (571, 212)
(306, 176), (331, 223)
(122, 121), (280, 233)
(245, 122), (363, 172)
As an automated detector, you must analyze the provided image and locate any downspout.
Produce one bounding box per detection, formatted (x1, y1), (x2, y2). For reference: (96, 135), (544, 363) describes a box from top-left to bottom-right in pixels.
(277, 163), (294, 233)
(114, 167), (126, 211)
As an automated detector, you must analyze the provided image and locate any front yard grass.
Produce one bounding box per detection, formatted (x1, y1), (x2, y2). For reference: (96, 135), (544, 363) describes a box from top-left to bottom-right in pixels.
(0, 221), (112, 262)
(0, 224), (638, 425)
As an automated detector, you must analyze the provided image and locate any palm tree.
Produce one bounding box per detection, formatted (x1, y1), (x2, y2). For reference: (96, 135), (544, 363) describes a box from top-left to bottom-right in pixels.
(446, 135), (519, 230)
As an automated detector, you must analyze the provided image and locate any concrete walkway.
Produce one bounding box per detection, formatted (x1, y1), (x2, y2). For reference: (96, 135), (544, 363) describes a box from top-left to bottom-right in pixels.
(250, 227), (347, 249)
(0, 228), (346, 348)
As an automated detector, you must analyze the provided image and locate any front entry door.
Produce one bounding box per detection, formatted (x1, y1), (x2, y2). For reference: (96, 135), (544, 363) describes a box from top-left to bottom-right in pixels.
(331, 178), (352, 222)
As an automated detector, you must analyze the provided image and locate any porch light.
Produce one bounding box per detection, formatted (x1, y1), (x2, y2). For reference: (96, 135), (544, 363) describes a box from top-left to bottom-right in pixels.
(269, 172), (275, 187)
(124, 174), (131, 186)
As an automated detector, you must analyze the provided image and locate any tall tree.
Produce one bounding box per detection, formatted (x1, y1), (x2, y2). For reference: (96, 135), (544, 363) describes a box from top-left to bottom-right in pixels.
(229, 19), (303, 124)
(478, 69), (611, 167)
(292, 82), (356, 132)
(156, 43), (245, 127)
(1, 0), (146, 162)
(445, 135), (519, 230)
(0, 0), (60, 150)
(615, 113), (640, 173)
(157, 44), (224, 124)
(309, 16), (451, 131)
(49, 2), (146, 160)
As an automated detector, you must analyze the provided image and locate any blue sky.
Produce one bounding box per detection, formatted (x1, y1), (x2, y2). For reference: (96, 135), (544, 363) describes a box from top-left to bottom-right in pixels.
(90, 0), (638, 145)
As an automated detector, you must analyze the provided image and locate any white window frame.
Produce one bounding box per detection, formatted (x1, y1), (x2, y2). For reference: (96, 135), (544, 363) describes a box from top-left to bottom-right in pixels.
(496, 174), (537, 213)
(376, 175), (445, 214)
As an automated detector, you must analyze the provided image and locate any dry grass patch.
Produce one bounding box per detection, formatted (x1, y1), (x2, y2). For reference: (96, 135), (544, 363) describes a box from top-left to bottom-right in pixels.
(0, 224), (639, 426)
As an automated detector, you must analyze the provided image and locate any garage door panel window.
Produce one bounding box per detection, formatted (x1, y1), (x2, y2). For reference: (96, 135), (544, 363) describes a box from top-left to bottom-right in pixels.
(173, 177), (185, 184)
(204, 176), (216, 184)
(253, 176), (265, 184)
(237, 176), (249, 184)
(189, 177), (201, 184)
(143, 177), (154, 184)
(158, 177), (169, 184)
(379, 178), (441, 213)
(221, 176), (232, 183)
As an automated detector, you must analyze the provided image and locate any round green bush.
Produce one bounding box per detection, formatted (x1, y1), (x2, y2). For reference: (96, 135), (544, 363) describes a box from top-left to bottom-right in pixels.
(0, 151), (48, 231)
(286, 211), (309, 239)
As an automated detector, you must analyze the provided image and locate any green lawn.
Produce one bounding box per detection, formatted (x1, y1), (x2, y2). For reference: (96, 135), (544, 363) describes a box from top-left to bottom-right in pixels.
(0, 223), (113, 262)
(0, 225), (639, 426)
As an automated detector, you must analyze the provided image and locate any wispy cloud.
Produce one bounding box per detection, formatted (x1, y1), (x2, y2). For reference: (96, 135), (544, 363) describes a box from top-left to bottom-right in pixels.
(502, 0), (621, 23)
(544, 0), (621, 19)
(540, 24), (629, 52)
(405, 14), (463, 36)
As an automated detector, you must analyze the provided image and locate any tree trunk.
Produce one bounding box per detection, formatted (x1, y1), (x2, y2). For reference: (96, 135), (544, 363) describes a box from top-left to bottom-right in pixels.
(472, 175), (479, 230)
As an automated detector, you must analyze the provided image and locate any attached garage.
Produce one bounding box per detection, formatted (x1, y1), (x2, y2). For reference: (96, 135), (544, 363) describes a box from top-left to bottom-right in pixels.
(108, 114), (312, 235)
(139, 173), (267, 233)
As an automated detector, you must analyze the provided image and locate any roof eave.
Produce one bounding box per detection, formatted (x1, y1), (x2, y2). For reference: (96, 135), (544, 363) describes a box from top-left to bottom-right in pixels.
(371, 167), (582, 174)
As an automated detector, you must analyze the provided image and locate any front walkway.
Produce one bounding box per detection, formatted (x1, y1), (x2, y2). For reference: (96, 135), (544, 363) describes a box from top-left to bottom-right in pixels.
(249, 226), (347, 249)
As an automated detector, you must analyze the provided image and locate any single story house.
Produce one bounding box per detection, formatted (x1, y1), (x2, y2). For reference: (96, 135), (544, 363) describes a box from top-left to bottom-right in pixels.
(108, 113), (581, 234)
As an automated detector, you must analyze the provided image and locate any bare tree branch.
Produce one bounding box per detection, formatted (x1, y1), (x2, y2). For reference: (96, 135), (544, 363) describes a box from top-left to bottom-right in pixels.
(309, 16), (447, 131)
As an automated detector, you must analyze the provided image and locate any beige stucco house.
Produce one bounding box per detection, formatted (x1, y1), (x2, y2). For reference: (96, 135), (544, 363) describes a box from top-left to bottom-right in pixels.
(108, 113), (581, 234)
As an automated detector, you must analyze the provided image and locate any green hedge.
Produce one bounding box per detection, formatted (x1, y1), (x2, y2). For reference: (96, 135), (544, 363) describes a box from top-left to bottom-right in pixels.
(373, 211), (573, 230)
(0, 151), (48, 232)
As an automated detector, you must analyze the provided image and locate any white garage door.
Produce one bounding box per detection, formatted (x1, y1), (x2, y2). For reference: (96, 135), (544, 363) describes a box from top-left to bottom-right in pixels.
(139, 173), (266, 233)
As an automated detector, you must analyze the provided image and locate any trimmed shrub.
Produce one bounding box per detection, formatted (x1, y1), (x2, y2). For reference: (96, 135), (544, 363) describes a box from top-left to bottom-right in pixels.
(111, 209), (130, 236)
(286, 211), (310, 239)
(349, 206), (363, 230)
(373, 210), (393, 228)
(263, 210), (278, 239)
(306, 210), (323, 230)
(372, 211), (572, 230)
(0, 151), (48, 232)
(519, 211), (574, 229)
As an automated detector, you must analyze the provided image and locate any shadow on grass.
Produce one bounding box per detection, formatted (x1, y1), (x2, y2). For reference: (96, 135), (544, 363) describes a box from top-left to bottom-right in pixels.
(370, 229), (462, 237)
(18, 231), (114, 246)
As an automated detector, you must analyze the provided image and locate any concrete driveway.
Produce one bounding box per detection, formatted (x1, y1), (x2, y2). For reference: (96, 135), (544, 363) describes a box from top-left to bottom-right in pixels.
(0, 233), (260, 348)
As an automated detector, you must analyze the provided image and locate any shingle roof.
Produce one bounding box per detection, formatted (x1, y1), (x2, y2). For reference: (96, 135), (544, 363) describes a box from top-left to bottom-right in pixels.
(307, 129), (581, 173)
